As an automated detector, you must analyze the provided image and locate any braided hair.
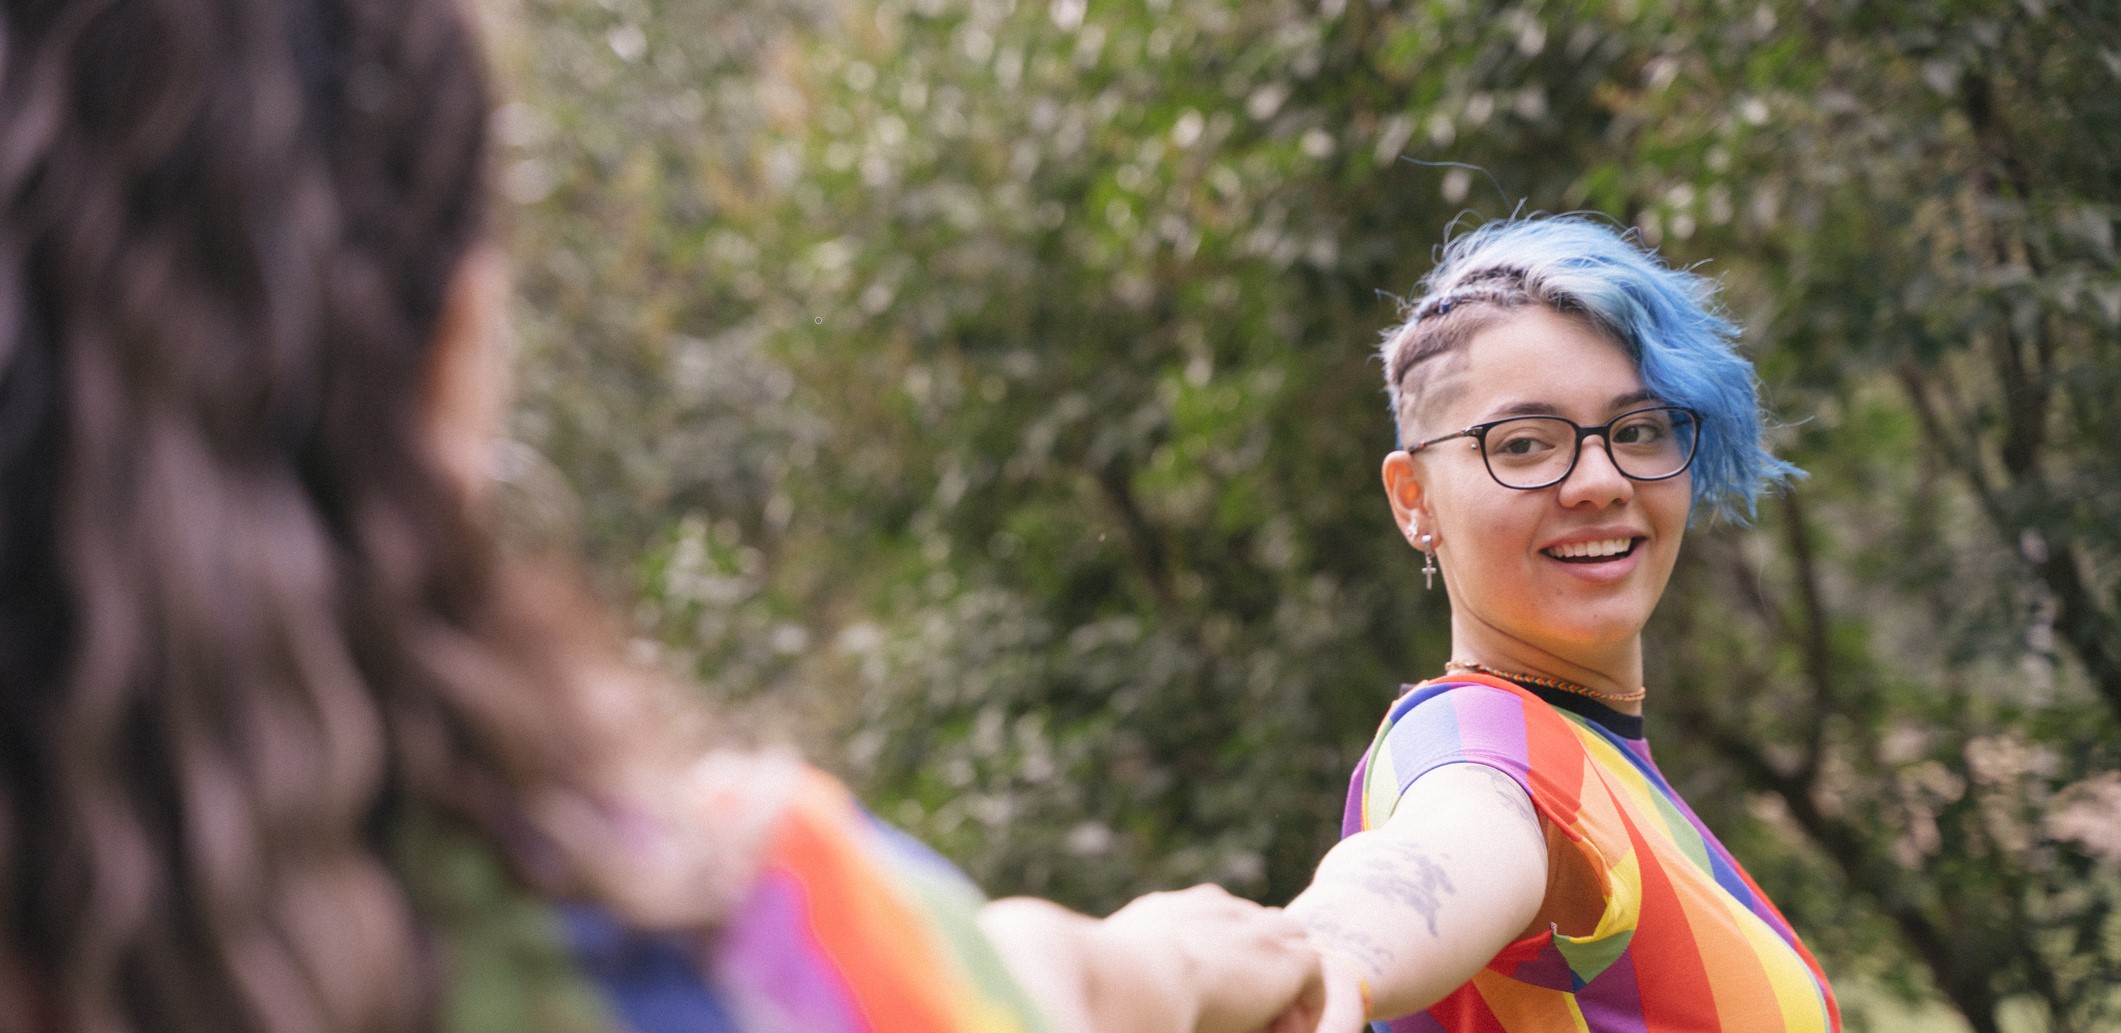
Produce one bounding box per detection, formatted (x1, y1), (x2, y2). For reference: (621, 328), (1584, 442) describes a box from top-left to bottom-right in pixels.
(1378, 216), (1799, 522)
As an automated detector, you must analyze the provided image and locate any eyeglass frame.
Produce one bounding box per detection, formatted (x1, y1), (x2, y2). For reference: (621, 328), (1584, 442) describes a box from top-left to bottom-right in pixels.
(1401, 404), (1703, 491)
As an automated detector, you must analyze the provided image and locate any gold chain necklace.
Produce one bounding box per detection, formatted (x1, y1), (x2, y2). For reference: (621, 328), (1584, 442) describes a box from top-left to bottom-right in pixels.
(1444, 660), (1647, 705)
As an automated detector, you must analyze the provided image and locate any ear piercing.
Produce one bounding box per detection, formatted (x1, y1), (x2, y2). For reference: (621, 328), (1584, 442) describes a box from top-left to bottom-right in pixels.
(1410, 523), (1439, 591)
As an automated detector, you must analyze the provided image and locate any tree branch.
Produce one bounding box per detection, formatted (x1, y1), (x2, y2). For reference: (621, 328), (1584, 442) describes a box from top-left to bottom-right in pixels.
(1090, 457), (1176, 611)
(1670, 703), (2005, 1033)
(1777, 490), (1836, 786)
(1899, 357), (2121, 717)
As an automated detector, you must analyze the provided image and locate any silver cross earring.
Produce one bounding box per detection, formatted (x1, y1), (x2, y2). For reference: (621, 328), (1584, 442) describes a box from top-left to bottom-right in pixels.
(1420, 533), (1438, 590)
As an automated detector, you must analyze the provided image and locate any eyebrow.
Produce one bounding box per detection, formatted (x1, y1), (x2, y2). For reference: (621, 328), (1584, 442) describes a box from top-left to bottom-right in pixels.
(1475, 389), (1662, 423)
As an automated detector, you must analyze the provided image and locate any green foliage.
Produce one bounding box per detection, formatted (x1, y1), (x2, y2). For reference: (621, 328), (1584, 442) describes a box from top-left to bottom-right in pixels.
(495, 0), (2121, 1029)
(399, 815), (612, 1033)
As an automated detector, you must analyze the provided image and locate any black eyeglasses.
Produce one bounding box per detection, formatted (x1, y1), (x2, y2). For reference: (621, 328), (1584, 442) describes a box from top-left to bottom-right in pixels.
(1404, 405), (1702, 490)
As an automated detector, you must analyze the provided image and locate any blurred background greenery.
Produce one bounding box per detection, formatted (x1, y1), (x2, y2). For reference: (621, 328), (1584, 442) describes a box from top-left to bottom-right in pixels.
(479, 0), (2118, 1029)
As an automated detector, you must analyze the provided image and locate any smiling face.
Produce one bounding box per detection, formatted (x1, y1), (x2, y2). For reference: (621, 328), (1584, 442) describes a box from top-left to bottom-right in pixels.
(1383, 305), (1692, 698)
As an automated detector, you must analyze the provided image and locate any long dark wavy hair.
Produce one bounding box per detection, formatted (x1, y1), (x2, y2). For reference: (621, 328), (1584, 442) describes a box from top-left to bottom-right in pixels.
(0, 1), (691, 1030)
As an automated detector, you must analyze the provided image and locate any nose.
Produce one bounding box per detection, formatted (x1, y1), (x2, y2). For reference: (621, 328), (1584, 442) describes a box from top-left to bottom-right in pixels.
(1557, 434), (1633, 508)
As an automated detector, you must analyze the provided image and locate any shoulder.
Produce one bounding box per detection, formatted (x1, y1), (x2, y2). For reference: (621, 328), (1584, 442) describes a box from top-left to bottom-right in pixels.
(709, 765), (1051, 1033)
(743, 762), (987, 915)
(1369, 676), (1581, 770)
(1380, 677), (1531, 728)
(1353, 677), (1590, 833)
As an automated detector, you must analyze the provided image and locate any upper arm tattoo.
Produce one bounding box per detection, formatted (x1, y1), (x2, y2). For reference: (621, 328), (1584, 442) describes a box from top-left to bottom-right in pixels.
(1348, 841), (1456, 938)
(1473, 765), (1539, 829)
(1304, 764), (1542, 960)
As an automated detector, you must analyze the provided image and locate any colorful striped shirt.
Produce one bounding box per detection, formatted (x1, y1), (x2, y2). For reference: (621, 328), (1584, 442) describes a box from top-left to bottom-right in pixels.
(559, 766), (1055, 1033)
(1345, 674), (1841, 1033)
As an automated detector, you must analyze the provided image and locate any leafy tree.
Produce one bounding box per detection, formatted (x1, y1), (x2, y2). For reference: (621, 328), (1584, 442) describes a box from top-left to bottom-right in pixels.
(494, 0), (2121, 1028)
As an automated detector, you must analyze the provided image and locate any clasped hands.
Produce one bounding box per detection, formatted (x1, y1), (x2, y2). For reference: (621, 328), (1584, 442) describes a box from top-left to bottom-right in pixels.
(983, 884), (1369, 1033)
(1098, 884), (1370, 1033)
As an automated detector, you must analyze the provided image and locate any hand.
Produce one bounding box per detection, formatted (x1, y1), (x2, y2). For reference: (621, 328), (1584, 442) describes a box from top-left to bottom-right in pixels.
(1309, 951), (1372, 1033)
(1099, 884), (1324, 1033)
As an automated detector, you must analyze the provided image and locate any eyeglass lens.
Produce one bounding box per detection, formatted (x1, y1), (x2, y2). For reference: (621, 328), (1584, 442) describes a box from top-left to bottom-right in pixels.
(1478, 408), (1698, 489)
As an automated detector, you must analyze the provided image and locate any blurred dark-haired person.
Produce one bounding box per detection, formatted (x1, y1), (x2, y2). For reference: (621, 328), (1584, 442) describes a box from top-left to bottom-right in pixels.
(0, 1), (1331, 1031)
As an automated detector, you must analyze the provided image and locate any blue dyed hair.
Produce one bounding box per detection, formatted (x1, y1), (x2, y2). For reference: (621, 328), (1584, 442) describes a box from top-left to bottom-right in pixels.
(1379, 215), (1800, 523)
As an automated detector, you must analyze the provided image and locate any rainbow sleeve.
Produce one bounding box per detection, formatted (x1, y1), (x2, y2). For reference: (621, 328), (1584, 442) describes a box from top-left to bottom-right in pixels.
(710, 767), (1055, 1033)
(1358, 681), (1540, 832)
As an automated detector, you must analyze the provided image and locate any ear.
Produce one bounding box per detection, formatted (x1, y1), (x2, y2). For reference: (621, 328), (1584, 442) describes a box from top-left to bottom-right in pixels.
(425, 246), (511, 499)
(1382, 450), (1430, 545)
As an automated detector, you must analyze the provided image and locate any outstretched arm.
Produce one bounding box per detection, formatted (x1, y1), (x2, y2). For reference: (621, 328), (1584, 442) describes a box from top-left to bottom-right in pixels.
(1285, 762), (1548, 1026)
(979, 884), (1328, 1033)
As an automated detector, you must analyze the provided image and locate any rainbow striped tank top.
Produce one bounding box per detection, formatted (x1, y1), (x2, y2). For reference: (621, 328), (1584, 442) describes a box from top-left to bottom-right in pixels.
(1345, 674), (1840, 1033)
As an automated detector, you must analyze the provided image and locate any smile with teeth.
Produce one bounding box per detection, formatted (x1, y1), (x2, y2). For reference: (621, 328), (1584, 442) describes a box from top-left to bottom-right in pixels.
(1544, 537), (1639, 562)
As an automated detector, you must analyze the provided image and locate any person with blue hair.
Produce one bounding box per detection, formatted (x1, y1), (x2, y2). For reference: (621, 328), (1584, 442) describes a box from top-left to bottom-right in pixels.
(1286, 216), (1841, 1032)
(0, 0), (1340, 1031)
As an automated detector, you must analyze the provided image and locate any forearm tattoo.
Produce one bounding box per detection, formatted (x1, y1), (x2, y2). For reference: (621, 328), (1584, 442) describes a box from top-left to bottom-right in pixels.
(1303, 915), (1396, 978)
